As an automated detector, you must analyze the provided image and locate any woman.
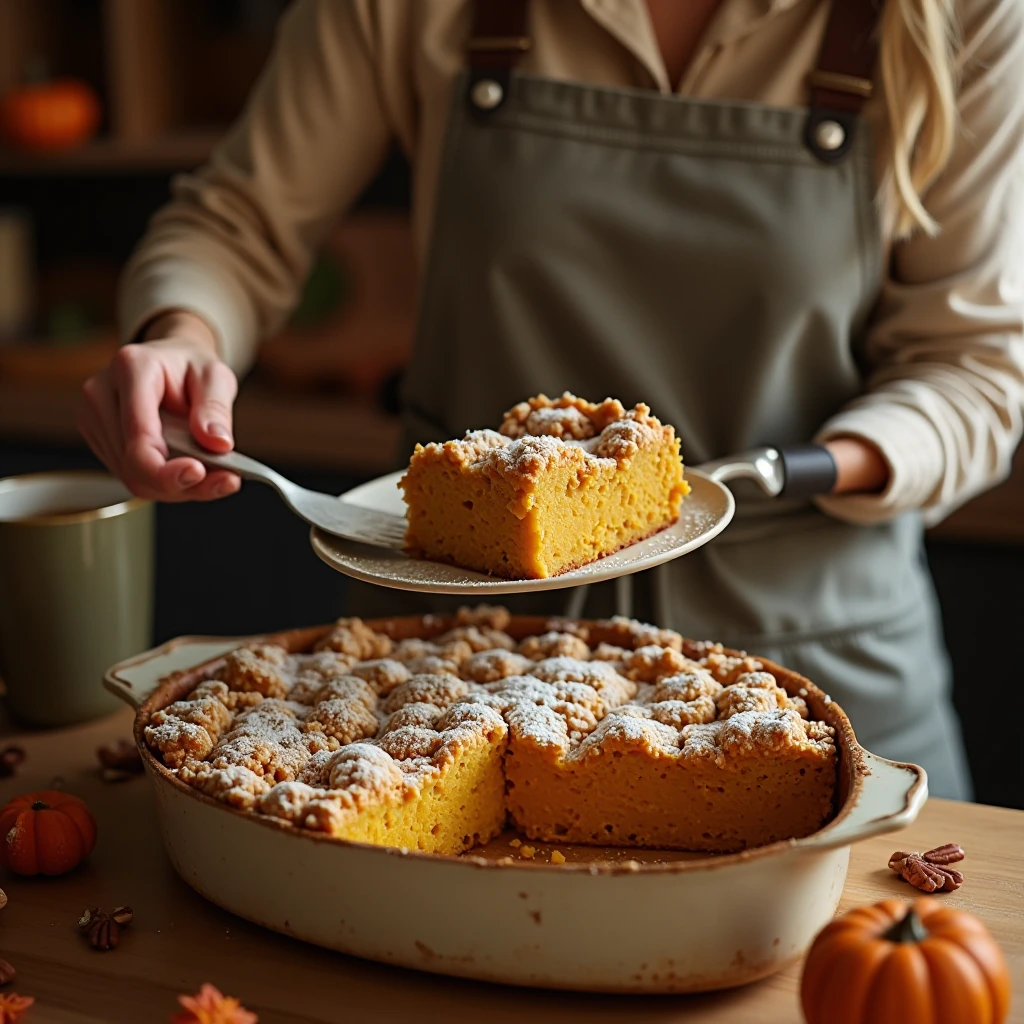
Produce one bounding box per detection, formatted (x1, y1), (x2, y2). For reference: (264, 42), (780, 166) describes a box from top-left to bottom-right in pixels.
(78, 0), (1024, 800)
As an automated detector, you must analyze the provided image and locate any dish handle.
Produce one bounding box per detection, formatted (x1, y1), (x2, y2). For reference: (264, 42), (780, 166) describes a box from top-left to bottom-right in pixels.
(103, 636), (245, 710)
(799, 750), (929, 852)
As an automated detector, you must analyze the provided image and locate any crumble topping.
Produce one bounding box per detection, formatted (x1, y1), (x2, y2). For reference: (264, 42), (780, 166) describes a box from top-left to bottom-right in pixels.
(434, 625), (515, 653)
(405, 393), (678, 488)
(347, 658), (411, 696)
(145, 696), (232, 768)
(499, 393), (627, 439)
(650, 671), (723, 703)
(543, 617), (591, 641)
(647, 696), (718, 728)
(380, 702), (444, 733)
(529, 657), (636, 706)
(622, 645), (700, 682)
(701, 651), (764, 684)
(596, 616), (685, 652)
(517, 631), (591, 661)
(311, 676), (378, 710)
(314, 618), (393, 660)
(220, 646), (291, 699)
(179, 762), (271, 810)
(391, 638), (473, 666)
(382, 674), (473, 714)
(303, 698), (380, 747)
(148, 608), (836, 841)
(460, 649), (533, 683)
(485, 677), (604, 742)
(454, 604), (512, 631)
(403, 655), (461, 676)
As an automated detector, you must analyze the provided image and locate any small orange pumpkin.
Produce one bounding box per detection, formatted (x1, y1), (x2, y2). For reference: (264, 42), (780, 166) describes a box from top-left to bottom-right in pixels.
(801, 897), (1011, 1024)
(0, 790), (97, 877)
(0, 78), (100, 152)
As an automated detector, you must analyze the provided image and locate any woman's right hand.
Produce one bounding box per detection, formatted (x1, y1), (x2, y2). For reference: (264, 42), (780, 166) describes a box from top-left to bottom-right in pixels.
(77, 311), (243, 502)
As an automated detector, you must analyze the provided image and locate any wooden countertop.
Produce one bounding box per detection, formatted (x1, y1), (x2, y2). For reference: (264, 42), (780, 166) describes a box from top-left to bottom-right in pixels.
(0, 708), (1020, 1024)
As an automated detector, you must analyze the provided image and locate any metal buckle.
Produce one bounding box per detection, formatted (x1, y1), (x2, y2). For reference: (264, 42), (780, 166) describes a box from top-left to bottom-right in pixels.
(805, 70), (874, 99)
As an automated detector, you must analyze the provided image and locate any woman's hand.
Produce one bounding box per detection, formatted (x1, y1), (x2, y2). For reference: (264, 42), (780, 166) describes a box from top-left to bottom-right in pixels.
(824, 437), (890, 495)
(77, 311), (242, 501)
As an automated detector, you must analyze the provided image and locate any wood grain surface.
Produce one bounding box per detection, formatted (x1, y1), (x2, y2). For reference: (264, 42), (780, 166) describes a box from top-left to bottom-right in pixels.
(0, 707), (1019, 1023)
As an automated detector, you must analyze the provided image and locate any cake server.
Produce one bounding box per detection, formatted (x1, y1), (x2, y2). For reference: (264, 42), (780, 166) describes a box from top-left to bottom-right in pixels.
(161, 417), (407, 550)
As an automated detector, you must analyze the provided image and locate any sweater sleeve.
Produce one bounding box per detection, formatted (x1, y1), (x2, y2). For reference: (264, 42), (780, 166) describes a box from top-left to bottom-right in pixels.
(117, 0), (398, 375)
(814, 0), (1024, 527)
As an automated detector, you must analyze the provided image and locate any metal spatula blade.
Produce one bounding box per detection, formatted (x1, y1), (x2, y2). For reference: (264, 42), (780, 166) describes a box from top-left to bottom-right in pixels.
(162, 417), (407, 549)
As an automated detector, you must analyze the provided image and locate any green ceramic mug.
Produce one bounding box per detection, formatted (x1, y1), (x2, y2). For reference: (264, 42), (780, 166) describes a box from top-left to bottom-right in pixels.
(0, 472), (154, 726)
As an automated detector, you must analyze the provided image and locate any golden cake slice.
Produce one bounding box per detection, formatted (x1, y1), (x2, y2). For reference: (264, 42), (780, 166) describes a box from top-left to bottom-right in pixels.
(399, 394), (690, 579)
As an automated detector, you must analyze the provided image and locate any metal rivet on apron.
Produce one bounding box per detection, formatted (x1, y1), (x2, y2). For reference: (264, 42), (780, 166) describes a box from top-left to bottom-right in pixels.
(813, 119), (846, 152)
(471, 79), (504, 110)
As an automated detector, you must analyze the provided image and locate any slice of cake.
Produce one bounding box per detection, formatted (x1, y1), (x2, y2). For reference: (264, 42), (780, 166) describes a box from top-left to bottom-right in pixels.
(503, 667), (836, 853)
(399, 394), (690, 579)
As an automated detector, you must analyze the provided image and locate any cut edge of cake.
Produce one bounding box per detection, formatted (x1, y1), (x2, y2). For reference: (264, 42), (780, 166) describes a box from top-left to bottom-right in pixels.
(399, 394), (690, 579)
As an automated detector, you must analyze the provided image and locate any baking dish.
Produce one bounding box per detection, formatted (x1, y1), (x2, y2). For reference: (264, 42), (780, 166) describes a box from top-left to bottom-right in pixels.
(105, 615), (927, 994)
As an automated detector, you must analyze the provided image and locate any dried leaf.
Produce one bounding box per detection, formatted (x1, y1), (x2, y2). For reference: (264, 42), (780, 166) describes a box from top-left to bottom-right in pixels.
(170, 983), (258, 1024)
(0, 992), (34, 1023)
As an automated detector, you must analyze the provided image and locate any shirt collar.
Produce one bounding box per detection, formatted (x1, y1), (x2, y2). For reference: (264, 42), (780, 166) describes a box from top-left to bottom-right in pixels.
(579, 0), (806, 93)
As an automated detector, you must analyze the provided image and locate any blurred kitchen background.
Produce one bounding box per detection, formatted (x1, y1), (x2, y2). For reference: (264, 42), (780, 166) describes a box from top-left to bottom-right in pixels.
(0, 0), (1021, 808)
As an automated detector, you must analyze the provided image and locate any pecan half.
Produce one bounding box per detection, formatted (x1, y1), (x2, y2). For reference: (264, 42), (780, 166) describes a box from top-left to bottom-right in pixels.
(78, 906), (133, 951)
(889, 850), (965, 893)
(922, 843), (965, 865)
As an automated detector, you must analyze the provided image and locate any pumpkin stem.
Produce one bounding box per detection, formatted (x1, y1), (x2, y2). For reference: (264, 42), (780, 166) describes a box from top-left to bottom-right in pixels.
(883, 908), (930, 944)
(30, 801), (50, 812)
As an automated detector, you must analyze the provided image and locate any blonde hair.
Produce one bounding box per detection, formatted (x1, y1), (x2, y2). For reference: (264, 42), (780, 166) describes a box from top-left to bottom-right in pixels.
(878, 0), (959, 238)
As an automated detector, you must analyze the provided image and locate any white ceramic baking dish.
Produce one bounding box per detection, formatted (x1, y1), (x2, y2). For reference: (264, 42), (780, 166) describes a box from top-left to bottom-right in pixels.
(105, 616), (927, 994)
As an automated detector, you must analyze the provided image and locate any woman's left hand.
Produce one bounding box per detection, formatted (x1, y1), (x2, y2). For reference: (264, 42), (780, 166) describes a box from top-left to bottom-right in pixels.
(824, 437), (890, 495)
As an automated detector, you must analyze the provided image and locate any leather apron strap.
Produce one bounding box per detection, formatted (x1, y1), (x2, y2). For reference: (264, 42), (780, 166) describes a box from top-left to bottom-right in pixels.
(466, 0), (883, 162)
(466, 0), (531, 113)
(805, 0), (882, 162)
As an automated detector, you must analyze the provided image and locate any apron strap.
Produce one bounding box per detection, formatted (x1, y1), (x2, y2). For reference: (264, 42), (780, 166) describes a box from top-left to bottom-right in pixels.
(466, 0), (531, 115)
(805, 0), (881, 163)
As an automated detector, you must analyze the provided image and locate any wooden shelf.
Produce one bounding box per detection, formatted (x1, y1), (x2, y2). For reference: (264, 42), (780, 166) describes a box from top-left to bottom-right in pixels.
(0, 378), (401, 476)
(0, 130), (223, 176)
(0, 0), (283, 178)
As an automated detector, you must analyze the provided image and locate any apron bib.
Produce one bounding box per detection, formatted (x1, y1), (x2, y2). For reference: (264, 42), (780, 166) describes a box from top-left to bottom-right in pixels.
(362, 0), (971, 798)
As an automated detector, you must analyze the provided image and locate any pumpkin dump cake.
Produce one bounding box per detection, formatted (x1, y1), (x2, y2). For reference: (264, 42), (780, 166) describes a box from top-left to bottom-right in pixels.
(146, 608), (838, 855)
(400, 394), (690, 579)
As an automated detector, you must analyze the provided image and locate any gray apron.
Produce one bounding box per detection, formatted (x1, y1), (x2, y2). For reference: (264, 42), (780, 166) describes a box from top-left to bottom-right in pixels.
(361, 1), (971, 799)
